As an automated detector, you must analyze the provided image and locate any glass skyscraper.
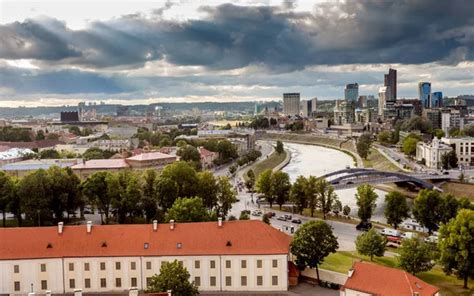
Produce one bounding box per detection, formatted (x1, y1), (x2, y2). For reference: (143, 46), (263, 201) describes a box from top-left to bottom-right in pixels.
(431, 91), (443, 108)
(418, 82), (431, 108)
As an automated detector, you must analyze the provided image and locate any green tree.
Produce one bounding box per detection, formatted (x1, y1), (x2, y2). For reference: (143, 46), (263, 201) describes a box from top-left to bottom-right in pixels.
(439, 193), (460, 224)
(228, 165), (237, 175)
(462, 124), (474, 137)
(262, 214), (270, 224)
(306, 176), (319, 217)
(402, 134), (422, 157)
(166, 197), (210, 222)
(272, 171), (291, 210)
(159, 137), (172, 147)
(355, 228), (387, 261)
(332, 200), (343, 217)
(449, 127), (462, 137)
(290, 176), (308, 215)
(291, 221), (339, 283)
(0, 171), (14, 227)
(256, 169), (274, 207)
(398, 237), (435, 275)
(401, 116), (432, 133)
(39, 149), (60, 159)
(245, 169), (256, 192)
(239, 211), (250, 220)
(357, 133), (372, 159)
(35, 129), (45, 140)
(141, 169), (158, 222)
(343, 205), (351, 217)
(433, 129), (445, 139)
(196, 171), (219, 209)
(316, 178), (338, 220)
(82, 171), (113, 224)
(146, 260), (198, 296)
(68, 125), (81, 136)
(18, 169), (52, 226)
(439, 209), (474, 289)
(384, 191), (410, 229)
(441, 150), (458, 169)
(47, 166), (81, 220)
(355, 184), (378, 223)
(177, 144), (201, 162)
(155, 177), (179, 211)
(275, 140), (284, 154)
(377, 131), (392, 145)
(217, 139), (238, 162)
(160, 161), (198, 198)
(412, 189), (442, 234)
(124, 175), (143, 221)
(215, 176), (236, 217)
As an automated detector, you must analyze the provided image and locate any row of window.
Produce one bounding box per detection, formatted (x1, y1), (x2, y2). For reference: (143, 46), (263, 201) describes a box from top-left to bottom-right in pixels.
(13, 275), (279, 292)
(13, 259), (279, 274)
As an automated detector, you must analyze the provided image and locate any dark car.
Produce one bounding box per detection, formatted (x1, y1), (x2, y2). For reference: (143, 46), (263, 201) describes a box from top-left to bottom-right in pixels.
(356, 222), (373, 231)
(291, 219), (302, 224)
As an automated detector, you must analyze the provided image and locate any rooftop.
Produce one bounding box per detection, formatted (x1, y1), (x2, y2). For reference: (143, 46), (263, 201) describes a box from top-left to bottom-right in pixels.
(0, 220), (291, 260)
(71, 159), (129, 170)
(126, 151), (176, 161)
(1, 158), (81, 171)
(342, 261), (439, 296)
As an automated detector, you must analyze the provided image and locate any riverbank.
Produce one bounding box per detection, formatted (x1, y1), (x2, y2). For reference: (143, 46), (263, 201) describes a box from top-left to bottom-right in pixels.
(259, 132), (362, 168)
(251, 149), (288, 177)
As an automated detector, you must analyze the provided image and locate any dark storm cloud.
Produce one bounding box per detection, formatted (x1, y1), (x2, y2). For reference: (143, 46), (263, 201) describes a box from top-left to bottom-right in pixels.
(1, 0), (473, 70)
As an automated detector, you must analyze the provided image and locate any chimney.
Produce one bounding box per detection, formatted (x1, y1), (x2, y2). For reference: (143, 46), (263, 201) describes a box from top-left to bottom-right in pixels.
(170, 220), (175, 230)
(218, 217), (223, 227)
(86, 221), (92, 233)
(153, 220), (158, 232)
(348, 268), (354, 278)
(58, 222), (64, 234)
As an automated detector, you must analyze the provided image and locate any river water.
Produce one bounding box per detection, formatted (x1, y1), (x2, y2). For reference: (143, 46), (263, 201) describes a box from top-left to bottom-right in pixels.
(282, 142), (387, 222)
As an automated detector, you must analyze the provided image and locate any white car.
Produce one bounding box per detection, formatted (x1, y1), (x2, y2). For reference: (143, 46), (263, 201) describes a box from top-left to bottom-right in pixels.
(380, 228), (402, 237)
(251, 210), (262, 216)
(401, 232), (416, 239)
(424, 235), (438, 243)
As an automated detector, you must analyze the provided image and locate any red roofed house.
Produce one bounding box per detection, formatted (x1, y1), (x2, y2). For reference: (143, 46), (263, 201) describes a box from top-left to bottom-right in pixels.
(199, 147), (218, 169)
(0, 220), (291, 294)
(340, 261), (439, 296)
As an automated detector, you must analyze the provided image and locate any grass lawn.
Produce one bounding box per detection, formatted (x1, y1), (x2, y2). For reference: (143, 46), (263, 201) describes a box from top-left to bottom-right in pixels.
(441, 181), (474, 202)
(252, 150), (287, 177)
(363, 148), (401, 172)
(319, 251), (474, 296)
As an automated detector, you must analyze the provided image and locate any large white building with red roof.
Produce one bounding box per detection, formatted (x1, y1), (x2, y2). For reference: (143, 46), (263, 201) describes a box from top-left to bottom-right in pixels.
(0, 220), (291, 294)
(340, 261), (439, 296)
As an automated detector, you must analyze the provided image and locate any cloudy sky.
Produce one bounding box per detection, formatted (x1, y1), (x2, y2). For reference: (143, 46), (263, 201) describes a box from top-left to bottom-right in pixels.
(0, 0), (473, 107)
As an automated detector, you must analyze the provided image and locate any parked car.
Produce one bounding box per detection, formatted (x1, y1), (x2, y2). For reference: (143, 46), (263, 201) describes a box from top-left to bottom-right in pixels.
(264, 212), (275, 218)
(356, 222), (372, 231)
(284, 214), (292, 220)
(401, 232), (416, 239)
(251, 210), (262, 216)
(424, 235), (438, 243)
(386, 236), (402, 248)
(291, 219), (302, 224)
(381, 228), (402, 237)
(277, 216), (286, 221)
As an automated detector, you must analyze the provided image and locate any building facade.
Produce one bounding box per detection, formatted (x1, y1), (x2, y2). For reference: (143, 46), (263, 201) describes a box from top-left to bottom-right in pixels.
(0, 220), (291, 295)
(441, 137), (474, 167)
(431, 91), (443, 108)
(344, 83), (359, 102)
(384, 68), (397, 102)
(282, 93), (300, 116)
(416, 138), (453, 169)
(418, 82), (432, 108)
(441, 109), (465, 135)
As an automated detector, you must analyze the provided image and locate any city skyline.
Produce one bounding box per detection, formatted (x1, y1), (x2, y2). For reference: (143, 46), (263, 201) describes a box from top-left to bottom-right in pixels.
(1, 0), (474, 107)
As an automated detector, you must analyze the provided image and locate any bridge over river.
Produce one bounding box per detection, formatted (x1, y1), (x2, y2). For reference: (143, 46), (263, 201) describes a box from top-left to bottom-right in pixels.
(321, 168), (449, 190)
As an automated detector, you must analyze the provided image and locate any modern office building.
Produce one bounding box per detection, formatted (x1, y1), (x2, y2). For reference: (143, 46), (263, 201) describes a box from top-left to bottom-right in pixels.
(418, 82), (432, 108)
(300, 100), (312, 117)
(283, 93), (300, 116)
(344, 83), (359, 102)
(378, 86), (389, 117)
(384, 68), (397, 102)
(0, 220), (291, 294)
(311, 97), (318, 115)
(423, 108), (442, 130)
(431, 91), (443, 108)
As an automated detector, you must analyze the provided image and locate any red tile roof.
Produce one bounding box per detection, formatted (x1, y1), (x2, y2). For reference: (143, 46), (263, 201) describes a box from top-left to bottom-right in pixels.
(342, 261), (439, 296)
(0, 220), (291, 260)
(199, 147), (217, 158)
(71, 159), (129, 169)
(126, 152), (176, 161)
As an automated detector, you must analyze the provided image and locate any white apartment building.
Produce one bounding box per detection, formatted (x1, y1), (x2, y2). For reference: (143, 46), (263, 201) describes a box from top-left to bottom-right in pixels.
(283, 93), (300, 116)
(441, 110), (465, 135)
(0, 220), (291, 295)
(416, 137), (453, 169)
(441, 137), (474, 167)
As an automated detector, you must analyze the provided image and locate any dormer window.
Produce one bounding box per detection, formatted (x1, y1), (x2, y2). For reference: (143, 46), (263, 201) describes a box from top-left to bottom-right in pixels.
(101, 242), (107, 248)
(176, 242), (182, 249)
(46, 243), (53, 248)
(144, 243), (149, 249)
(226, 241), (232, 247)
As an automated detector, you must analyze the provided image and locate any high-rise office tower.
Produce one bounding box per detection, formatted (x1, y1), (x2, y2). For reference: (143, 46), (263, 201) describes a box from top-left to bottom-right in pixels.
(344, 83), (359, 102)
(384, 68), (397, 102)
(378, 86), (388, 117)
(418, 82), (431, 108)
(300, 100), (312, 117)
(311, 97), (318, 113)
(431, 91), (443, 108)
(283, 93), (300, 116)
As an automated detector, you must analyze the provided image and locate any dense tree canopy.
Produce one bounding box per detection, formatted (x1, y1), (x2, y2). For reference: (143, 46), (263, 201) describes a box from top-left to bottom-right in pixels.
(146, 260), (198, 296)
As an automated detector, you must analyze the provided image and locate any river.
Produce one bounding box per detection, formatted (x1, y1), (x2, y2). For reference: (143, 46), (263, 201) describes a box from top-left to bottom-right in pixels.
(282, 142), (387, 222)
